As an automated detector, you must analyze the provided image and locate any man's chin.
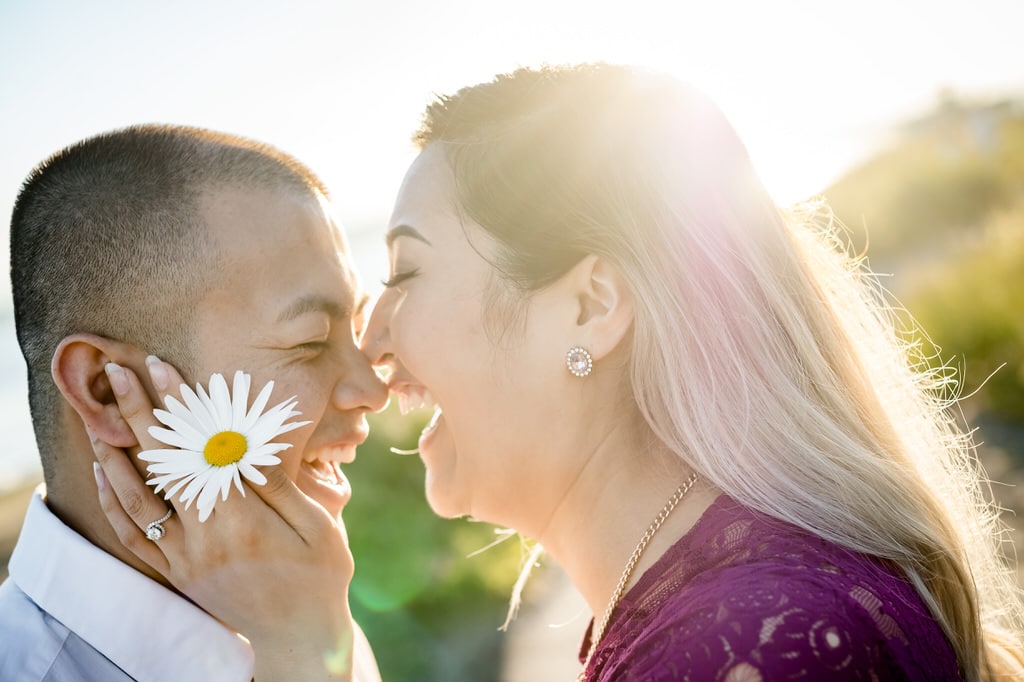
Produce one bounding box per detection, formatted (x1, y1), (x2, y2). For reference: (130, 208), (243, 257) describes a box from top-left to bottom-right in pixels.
(295, 460), (352, 518)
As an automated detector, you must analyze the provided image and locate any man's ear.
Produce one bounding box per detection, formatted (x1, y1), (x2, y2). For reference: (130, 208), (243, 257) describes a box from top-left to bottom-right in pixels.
(50, 333), (146, 448)
(565, 254), (635, 361)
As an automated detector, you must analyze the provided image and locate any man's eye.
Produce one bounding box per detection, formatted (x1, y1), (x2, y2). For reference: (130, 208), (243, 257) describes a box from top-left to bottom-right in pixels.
(296, 340), (329, 352)
(381, 269), (420, 288)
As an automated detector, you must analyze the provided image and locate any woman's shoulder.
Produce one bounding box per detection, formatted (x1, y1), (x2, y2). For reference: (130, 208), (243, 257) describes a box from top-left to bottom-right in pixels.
(597, 497), (961, 681)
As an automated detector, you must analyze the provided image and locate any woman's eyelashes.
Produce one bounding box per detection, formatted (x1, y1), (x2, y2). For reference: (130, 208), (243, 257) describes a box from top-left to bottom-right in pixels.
(381, 268), (420, 288)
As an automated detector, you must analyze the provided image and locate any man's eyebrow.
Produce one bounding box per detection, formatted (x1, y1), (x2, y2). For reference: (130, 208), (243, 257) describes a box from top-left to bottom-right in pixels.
(385, 224), (431, 248)
(277, 295), (348, 323)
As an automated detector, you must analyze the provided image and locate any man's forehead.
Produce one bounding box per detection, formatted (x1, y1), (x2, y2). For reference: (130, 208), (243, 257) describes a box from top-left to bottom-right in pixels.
(197, 185), (363, 315)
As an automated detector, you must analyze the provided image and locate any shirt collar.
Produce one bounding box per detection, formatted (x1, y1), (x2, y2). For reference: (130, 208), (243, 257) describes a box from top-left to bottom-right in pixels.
(9, 488), (254, 682)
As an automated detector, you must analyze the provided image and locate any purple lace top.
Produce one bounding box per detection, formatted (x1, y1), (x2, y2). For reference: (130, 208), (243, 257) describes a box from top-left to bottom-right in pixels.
(579, 495), (961, 680)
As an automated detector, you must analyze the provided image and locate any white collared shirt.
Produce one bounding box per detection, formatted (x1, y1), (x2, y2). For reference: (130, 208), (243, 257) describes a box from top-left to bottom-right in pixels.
(0, 489), (254, 681)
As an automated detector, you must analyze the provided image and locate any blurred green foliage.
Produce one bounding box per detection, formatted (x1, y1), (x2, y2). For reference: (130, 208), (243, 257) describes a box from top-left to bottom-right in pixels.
(343, 405), (529, 681)
(826, 100), (1024, 261)
(901, 207), (1024, 421)
(824, 96), (1024, 422)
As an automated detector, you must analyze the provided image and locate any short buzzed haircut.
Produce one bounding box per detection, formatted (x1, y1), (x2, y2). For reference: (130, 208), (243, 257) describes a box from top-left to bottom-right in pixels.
(10, 124), (327, 480)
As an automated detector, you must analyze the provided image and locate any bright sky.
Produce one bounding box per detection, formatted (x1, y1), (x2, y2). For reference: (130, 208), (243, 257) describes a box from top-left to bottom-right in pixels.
(0, 0), (1021, 487)
(1, 0), (1023, 294)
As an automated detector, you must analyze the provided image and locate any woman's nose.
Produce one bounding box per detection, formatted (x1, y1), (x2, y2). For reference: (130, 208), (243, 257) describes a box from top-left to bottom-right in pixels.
(360, 294), (392, 366)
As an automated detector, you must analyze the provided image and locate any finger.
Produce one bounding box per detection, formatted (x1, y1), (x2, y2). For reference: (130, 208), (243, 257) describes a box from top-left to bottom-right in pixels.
(104, 362), (165, 467)
(90, 429), (184, 545)
(144, 354), (188, 405)
(244, 466), (335, 543)
(94, 458), (171, 574)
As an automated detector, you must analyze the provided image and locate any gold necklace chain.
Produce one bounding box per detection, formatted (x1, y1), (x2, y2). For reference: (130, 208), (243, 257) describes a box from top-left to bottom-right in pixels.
(577, 472), (699, 681)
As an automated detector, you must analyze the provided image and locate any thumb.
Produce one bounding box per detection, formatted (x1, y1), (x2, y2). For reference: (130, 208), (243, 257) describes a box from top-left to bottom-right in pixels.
(247, 465), (334, 543)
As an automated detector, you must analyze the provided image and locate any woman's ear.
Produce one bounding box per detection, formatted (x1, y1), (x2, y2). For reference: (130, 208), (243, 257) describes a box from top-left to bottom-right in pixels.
(566, 254), (635, 361)
(51, 333), (146, 448)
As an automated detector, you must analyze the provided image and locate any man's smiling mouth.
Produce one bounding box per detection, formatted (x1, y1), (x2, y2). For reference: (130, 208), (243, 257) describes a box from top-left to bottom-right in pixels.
(305, 457), (342, 484)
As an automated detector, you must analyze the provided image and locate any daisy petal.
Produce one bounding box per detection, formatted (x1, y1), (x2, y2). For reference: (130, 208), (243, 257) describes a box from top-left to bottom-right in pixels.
(237, 461), (267, 486)
(196, 470), (229, 521)
(231, 371), (250, 431)
(149, 410), (207, 448)
(195, 384), (224, 431)
(220, 469), (235, 501)
(242, 380), (275, 432)
(245, 448), (285, 464)
(178, 386), (218, 434)
(147, 473), (188, 495)
(165, 472), (201, 499)
(145, 452), (208, 474)
(208, 373), (233, 428)
(275, 420), (312, 436)
(147, 426), (203, 451)
(246, 412), (298, 447)
(178, 469), (216, 510)
(138, 448), (203, 463)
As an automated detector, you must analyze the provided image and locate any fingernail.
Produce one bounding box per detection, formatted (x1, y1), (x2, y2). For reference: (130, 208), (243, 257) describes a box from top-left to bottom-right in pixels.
(146, 355), (169, 391)
(85, 426), (98, 443)
(105, 363), (129, 396)
(93, 462), (107, 491)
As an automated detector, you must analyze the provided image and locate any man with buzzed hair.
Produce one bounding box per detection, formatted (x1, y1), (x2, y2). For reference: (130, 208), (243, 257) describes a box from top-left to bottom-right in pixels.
(0, 125), (386, 681)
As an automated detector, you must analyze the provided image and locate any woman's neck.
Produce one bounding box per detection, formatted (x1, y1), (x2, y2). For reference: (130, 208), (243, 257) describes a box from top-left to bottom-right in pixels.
(533, 433), (718, 621)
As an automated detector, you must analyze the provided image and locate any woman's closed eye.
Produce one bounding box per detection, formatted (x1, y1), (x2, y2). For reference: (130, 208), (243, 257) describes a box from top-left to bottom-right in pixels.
(381, 268), (420, 288)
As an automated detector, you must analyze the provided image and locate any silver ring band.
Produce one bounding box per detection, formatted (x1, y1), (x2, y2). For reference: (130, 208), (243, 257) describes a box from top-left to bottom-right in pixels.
(145, 508), (174, 541)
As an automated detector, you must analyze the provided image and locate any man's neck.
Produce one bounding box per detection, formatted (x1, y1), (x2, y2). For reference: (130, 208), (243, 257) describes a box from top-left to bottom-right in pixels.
(46, 468), (174, 590)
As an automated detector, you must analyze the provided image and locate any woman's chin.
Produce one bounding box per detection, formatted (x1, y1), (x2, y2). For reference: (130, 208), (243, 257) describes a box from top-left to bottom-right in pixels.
(423, 475), (464, 520)
(418, 413), (465, 518)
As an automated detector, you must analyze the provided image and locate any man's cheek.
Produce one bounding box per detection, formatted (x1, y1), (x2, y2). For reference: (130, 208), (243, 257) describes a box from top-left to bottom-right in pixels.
(277, 447), (305, 482)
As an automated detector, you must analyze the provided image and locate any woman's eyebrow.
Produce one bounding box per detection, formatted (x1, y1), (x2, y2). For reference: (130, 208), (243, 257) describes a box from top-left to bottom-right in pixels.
(385, 224), (432, 248)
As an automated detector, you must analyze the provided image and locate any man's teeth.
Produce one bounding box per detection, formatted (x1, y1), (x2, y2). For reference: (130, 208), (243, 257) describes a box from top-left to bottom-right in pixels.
(307, 459), (338, 484)
(397, 387), (436, 416)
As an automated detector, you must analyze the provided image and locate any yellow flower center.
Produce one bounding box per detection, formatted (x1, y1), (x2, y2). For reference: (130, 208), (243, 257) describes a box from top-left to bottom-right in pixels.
(203, 431), (248, 467)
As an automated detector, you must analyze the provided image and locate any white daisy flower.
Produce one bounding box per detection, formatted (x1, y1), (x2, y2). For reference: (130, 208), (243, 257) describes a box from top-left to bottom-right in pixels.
(140, 370), (310, 522)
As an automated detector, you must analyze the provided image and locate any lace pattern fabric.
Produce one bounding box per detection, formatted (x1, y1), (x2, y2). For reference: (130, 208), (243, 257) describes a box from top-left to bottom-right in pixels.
(579, 496), (961, 681)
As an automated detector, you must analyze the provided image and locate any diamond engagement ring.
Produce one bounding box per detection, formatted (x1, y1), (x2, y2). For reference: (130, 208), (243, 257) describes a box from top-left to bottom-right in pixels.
(145, 508), (174, 541)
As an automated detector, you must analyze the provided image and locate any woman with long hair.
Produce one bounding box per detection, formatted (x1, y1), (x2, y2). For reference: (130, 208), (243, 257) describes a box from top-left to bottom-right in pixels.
(93, 64), (1023, 679)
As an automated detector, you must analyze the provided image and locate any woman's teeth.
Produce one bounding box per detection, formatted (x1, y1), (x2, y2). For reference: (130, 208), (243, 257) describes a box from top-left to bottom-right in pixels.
(422, 406), (443, 435)
(397, 386), (436, 416)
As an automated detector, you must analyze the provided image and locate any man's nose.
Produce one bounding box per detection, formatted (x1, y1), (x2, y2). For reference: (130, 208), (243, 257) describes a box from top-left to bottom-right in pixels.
(333, 345), (389, 413)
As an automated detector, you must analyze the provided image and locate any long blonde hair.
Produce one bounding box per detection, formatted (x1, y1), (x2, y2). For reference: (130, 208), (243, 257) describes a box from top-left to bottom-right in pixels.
(416, 63), (1024, 679)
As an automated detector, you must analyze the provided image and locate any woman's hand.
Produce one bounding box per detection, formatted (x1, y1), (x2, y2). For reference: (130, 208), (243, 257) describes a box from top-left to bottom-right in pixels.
(92, 358), (357, 681)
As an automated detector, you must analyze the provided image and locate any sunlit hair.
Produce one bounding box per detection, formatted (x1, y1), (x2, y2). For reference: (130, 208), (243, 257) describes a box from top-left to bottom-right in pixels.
(415, 64), (1024, 680)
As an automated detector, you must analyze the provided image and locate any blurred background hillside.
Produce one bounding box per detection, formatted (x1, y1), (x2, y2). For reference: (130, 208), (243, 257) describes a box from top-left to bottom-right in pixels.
(827, 93), (1024, 426)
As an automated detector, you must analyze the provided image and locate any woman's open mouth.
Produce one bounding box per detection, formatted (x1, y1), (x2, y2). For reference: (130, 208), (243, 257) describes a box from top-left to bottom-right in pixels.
(392, 383), (443, 450)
